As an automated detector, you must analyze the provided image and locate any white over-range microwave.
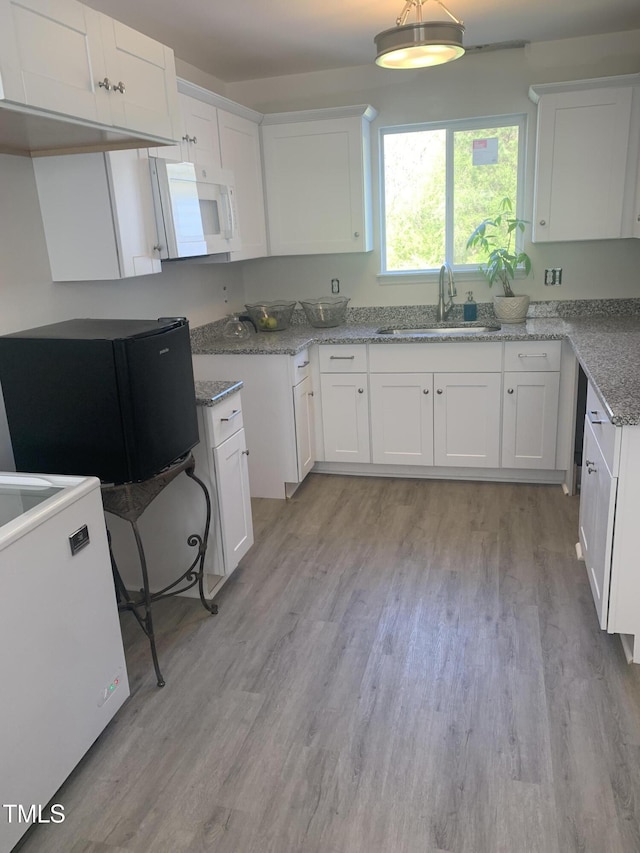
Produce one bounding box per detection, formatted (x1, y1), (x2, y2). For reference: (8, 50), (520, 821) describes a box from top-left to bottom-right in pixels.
(148, 157), (241, 259)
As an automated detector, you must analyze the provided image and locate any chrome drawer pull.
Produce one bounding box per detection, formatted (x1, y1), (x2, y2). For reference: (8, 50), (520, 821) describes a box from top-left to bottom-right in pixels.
(298, 360), (310, 368)
(221, 409), (241, 422)
(518, 352), (547, 358)
(330, 355), (355, 360)
(587, 409), (605, 425)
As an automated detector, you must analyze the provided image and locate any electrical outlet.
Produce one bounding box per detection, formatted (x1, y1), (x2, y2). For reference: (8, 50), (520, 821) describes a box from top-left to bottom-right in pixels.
(331, 278), (340, 294)
(544, 268), (563, 286)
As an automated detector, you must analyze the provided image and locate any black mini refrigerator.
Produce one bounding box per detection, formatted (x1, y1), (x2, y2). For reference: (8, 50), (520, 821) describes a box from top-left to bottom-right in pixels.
(0, 317), (199, 484)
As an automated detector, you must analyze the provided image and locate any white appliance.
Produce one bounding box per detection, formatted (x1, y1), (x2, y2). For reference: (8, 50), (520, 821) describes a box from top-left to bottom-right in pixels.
(149, 157), (240, 259)
(0, 472), (129, 853)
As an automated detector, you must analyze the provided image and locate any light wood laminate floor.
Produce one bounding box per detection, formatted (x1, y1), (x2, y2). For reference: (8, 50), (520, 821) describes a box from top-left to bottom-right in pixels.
(17, 474), (640, 853)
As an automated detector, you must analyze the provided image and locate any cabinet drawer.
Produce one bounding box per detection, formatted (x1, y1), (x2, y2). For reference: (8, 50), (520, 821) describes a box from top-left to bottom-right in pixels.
(585, 382), (618, 475)
(291, 348), (311, 384)
(319, 344), (367, 372)
(204, 391), (244, 447)
(369, 342), (502, 373)
(504, 341), (561, 371)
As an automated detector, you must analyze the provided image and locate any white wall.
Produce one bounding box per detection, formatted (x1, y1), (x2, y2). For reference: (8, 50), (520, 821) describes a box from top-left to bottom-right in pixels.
(228, 30), (640, 308)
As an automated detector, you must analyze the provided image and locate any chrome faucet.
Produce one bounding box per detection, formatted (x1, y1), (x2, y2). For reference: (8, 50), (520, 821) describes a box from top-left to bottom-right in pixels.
(436, 262), (457, 322)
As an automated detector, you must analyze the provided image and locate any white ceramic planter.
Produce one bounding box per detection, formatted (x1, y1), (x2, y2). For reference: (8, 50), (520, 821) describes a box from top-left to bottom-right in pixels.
(493, 294), (530, 324)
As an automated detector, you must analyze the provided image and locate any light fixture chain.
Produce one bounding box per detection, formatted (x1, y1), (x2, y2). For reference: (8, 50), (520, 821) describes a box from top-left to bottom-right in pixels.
(395, 0), (463, 27)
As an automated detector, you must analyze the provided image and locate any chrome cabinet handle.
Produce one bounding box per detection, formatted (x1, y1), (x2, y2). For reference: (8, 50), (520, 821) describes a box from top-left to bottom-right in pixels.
(330, 355), (355, 360)
(298, 360), (310, 368)
(113, 81), (126, 94)
(308, 391), (314, 397)
(585, 459), (596, 474)
(423, 389), (429, 395)
(182, 134), (190, 142)
(587, 409), (605, 425)
(354, 231), (360, 238)
(539, 219), (546, 226)
(358, 388), (364, 394)
(437, 389), (443, 395)
(221, 409), (241, 422)
(507, 388), (514, 394)
(518, 352), (547, 359)
(98, 77), (112, 90)
(242, 448), (250, 456)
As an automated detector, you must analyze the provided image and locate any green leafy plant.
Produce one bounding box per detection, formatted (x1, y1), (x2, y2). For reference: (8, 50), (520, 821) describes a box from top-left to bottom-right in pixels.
(466, 197), (532, 297)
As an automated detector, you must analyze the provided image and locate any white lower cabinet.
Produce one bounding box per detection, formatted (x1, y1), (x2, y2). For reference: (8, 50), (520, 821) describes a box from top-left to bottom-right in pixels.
(370, 373), (433, 465)
(317, 340), (569, 481)
(320, 373), (370, 463)
(293, 373), (316, 481)
(193, 348), (315, 499)
(433, 373), (501, 467)
(502, 372), (560, 468)
(579, 414), (617, 628)
(212, 424), (253, 575)
(501, 341), (562, 469)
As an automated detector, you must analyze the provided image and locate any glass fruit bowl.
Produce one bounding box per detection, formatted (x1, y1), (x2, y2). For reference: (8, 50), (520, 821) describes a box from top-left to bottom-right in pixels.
(299, 296), (350, 328)
(244, 301), (296, 332)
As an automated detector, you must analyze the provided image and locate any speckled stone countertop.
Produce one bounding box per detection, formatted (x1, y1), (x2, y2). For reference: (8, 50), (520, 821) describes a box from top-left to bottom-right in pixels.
(194, 379), (243, 407)
(562, 317), (640, 426)
(190, 301), (640, 426)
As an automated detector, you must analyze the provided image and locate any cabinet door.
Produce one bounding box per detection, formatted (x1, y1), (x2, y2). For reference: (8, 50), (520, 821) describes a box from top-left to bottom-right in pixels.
(99, 14), (179, 141)
(579, 418), (617, 628)
(0, 0), (109, 124)
(502, 372), (560, 469)
(320, 373), (370, 463)
(218, 109), (268, 260)
(181, 96), (221, 173)
(33, 149), (161, 281)
(532, 87), (633, 241)
(293, 375), (316, 482)
(370, 373), (433, 465)
(433, 373), (501, 467)
(213, 427), (254, 574)
(262, 116), (371, 255)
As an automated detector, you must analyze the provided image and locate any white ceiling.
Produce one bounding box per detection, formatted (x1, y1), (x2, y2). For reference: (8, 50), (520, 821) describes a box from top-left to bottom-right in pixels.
(85, 0), (640, 83)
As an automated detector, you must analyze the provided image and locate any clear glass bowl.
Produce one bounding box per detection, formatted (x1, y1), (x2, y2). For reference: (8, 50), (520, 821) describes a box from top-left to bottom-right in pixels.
(244, 301), (296, 332)
(222, 315), (251, 340)
(299, 296), (350, 328)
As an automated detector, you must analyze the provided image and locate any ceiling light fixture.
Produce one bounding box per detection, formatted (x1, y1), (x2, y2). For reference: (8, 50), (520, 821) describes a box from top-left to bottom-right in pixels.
(375, 0), (465, 69)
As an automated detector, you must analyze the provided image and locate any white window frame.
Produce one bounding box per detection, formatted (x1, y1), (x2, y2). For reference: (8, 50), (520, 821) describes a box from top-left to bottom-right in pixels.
(379, 113), (527, 279)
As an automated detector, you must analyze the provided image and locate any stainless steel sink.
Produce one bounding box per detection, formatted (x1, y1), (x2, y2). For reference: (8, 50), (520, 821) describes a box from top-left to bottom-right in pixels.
(376, 325), (501, 336)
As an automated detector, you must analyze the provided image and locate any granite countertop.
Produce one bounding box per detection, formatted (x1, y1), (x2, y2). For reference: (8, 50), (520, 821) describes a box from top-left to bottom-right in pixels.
(563, 317), (640, 426)
(195, 379), (243, 407)
(190, 305), (640, 426)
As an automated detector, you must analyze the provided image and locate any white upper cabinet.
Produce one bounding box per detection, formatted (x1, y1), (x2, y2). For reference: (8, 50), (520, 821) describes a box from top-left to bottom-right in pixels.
(97, 14), (180, 142)
(33, 148), (161, 281)
(261, 105), (377, 256)
(218, 108), (267, 260)
(0, 0), (108, 123)
(151, 93), (221, 173)
(0, 0), (180, 153)
(152, 82), (268, 261)
(529, 75), (640, 242)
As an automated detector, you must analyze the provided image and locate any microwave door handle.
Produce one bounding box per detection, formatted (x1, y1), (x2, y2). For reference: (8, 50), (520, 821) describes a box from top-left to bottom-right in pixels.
(220, 186), (235, 240)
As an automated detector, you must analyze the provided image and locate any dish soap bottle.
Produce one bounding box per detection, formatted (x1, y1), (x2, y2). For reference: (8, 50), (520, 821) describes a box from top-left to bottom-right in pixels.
(463, 291), (477, 322)
(222, 314), (251, 341)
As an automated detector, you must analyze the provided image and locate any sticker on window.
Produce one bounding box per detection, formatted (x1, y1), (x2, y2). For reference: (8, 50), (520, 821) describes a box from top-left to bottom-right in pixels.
(472, 137), (499, 165)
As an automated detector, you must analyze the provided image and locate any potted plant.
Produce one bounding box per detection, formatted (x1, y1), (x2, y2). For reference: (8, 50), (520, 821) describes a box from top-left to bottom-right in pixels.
(466, 197), (533, 324)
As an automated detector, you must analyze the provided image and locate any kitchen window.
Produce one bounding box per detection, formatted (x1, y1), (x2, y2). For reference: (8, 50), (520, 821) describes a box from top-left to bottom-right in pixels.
(380, 114), (526, 277)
